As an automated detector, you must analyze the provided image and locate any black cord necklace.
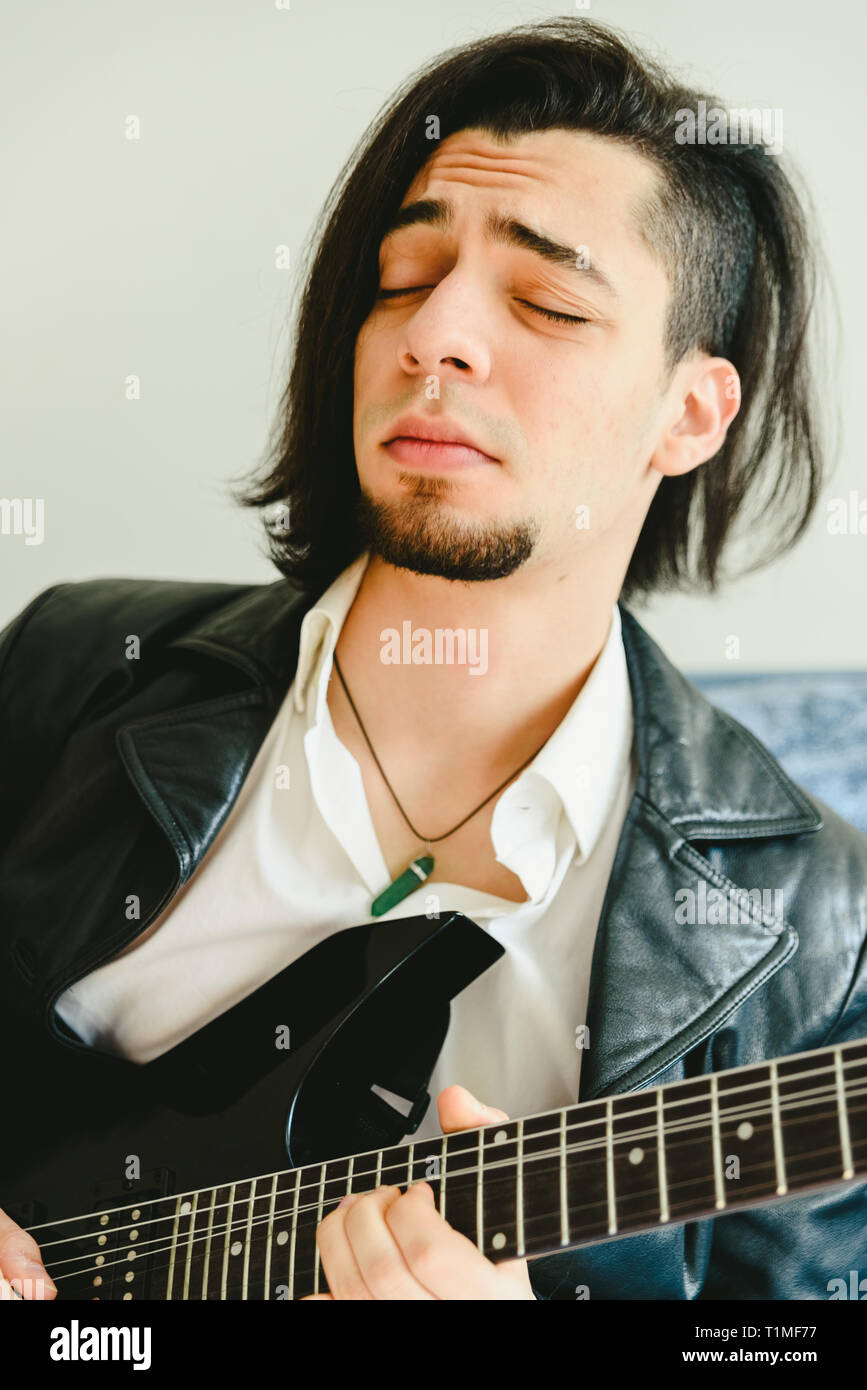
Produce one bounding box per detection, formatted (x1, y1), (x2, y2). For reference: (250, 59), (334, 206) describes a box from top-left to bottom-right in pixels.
(331, 652), (547, 916)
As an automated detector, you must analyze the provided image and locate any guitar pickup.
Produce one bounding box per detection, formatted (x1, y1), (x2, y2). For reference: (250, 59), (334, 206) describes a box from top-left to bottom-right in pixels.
(369, 1083), (430, 1134)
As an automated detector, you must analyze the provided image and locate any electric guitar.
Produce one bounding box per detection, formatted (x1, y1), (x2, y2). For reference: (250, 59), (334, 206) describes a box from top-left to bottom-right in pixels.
(3, 911), (865, 1299)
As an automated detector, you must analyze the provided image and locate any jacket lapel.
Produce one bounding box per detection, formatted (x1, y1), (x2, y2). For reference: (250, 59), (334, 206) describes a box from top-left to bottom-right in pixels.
(116, 583), (823, 1101)
(578, 607), (820, 1100)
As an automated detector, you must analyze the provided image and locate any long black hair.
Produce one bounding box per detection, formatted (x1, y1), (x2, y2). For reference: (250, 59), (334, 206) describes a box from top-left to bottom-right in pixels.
(230, 17), (829, 604)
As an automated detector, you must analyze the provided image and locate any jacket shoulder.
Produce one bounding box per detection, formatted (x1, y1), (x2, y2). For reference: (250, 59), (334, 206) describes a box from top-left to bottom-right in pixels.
(0, 577), (259, 725)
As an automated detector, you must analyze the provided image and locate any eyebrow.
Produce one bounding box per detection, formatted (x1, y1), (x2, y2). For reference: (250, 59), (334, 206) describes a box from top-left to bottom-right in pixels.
(381, 197), (620, 300)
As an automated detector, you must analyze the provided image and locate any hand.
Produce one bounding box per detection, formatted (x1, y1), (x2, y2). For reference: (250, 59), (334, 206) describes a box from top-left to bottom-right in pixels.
(302, 1085), (536, 1300)
(0, 1205), (57, 1301)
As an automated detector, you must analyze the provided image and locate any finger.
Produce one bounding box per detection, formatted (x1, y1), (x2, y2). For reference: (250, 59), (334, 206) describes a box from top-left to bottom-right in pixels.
(0, 1270), (24, 1300)
(0, 1207), (56, 1301)
(319, 1187), (433, 1300)
(386, 1183), (516, 1299)
(437, 1084), (509, 1134)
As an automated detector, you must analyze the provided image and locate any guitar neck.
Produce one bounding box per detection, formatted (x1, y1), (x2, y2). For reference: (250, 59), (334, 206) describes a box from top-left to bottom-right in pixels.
(43, 1036), (867, 1299)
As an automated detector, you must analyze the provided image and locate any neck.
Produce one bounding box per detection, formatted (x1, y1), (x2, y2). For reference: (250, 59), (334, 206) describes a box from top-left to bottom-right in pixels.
(334, 549), (619, 769)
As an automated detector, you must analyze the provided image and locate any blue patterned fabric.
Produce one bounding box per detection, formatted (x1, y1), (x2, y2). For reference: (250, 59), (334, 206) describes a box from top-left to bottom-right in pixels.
(688, 670), (867, 836)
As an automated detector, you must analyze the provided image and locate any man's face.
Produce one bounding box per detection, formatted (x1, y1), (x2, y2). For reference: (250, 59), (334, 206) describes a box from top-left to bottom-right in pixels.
(352, 127), (681, 584)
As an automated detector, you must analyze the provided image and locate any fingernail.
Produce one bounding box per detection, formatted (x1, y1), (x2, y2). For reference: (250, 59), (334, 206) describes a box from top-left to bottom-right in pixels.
(0, 1273), (24, 1301)
(477, 1101), (505, 1118)
(20, 1260), (55, 1296)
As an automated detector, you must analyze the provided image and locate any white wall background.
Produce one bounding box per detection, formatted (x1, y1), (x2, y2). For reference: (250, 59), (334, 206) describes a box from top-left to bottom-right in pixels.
(2, 0), (864, 671)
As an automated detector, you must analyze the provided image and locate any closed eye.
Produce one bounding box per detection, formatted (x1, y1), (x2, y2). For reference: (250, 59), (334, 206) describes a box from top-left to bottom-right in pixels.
(514, 299), (589, 325)
(376, 287), (589, 326)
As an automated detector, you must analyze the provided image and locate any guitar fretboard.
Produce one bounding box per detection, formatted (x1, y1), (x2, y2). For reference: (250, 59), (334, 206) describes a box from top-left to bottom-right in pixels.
(40, 1037), (867, 1299)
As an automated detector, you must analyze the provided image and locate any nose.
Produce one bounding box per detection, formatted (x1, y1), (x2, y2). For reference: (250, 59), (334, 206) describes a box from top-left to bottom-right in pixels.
(396, 272), (493, 385)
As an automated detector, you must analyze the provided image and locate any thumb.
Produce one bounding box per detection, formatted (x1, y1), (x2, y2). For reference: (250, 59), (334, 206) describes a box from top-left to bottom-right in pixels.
(437, 1084), (509, 1134)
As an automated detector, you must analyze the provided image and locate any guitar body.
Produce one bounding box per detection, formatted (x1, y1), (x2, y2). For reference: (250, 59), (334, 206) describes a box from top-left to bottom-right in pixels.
(2, 911), (505, 1299)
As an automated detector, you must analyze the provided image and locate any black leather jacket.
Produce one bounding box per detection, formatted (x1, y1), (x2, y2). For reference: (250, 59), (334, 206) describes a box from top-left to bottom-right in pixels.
(1, 576), (865, 1300)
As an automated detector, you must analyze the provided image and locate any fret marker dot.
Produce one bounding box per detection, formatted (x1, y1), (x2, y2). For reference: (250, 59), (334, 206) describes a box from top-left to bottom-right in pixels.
(97, 1235), (107, 1246)
(231, 1241), (243, 1256)
(99, 1215), (109, 1227)
(95, 1256), (104, 1267)
(276, 1231), (289, 1246)
(125, 1271), (135, 1283)
(180, 1201), (192, 1216)
(628, 1147), (644, 1165)
(92, 1276), (102, 1287)
(493, 1131), (508, 1145)
(123, 1292), (132, 1300)
(131, 1209), (141, 1220)
(491, 1233), (507, 1250)
(737, 1122), (753, 1141)
(129, 1230), (138, 1241)
(127, 1251), (136, 1261)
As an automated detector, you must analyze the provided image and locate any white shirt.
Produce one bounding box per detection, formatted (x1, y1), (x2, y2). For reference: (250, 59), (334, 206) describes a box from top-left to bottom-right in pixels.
(56, 552), (637, 1141)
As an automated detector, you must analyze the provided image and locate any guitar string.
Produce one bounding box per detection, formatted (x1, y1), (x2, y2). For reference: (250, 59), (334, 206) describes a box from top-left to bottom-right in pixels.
(247, 1143), (867, 1301)
(28, 1050), (867, 1251)
(44, 1087), (867, 1288)
(49, 1116), (867, 1293)
(50, 1132), (863, 1298)
(48, 1100), (867, 1284)
(29, 1062), (867, 1255)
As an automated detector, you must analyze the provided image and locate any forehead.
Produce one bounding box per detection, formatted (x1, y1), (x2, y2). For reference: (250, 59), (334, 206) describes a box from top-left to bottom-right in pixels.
(397, 127), (667, 295)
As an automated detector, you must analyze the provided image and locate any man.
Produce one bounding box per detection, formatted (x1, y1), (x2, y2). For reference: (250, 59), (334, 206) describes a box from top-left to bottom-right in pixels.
(1, 18), (865, 1301)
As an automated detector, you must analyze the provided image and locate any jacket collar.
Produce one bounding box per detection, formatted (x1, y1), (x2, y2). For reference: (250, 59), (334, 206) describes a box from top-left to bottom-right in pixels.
(164, 577), (821, 839)
(119, 577), (820, 1101)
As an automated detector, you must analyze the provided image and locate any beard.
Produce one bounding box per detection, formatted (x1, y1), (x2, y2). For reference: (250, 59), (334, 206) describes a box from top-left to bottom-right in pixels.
(355, 475), (538, 582)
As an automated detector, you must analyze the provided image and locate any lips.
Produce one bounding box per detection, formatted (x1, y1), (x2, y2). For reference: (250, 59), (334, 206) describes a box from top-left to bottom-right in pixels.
(384, 413), (498, 461)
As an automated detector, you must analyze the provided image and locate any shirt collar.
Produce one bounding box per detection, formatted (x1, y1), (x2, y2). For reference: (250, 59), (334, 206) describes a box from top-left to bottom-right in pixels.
(493, 603), (633, 868)
(292, 550), (372, 715)
(293, 551), (633, 864)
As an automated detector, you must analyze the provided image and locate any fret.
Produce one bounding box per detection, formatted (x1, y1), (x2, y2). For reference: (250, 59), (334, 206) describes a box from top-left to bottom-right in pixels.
(288, 1161), (324, 1300)
(181, 1191), (199, 1300)
(770, 1062), (788, 1194)
(439, 1128), (480, 1255)
(264, 1174), (278, 1300)
(605, 1098), (616, 1234)
(609, 1090), (662, 1230)
(440, 1136), (448, 1222)
(651, 1079), (715, 1223)
(220, 1179), (254, 1300)
(656, 1089), (670, 1223)
(834, 1047), (854, 1179)
(346, 1156), (355, 1194)
(475, 1128), (484, 1250)
(165, 1195), (183, 1300)
(564, 1101), (609, 1245)
(559, 1110), (569, 1245)
(776, 1049), (850, 1190)
(843, 1041), (867, 1178)
(406, 1134), (447, 1206)
(710, 1075), (725, 1210)
(715, 1062), (778, 1211)
(516, 1121), (525, 1257)
(287, 1167), (301, 1300)
(313, 1163), (326, 1295)
(241, 1178), (256, 1300)
(522, 1112), (568, 1258)
(219, 1182), (236, 1299)
(347, 1147), (380, 1196)
(201, 1185), (217, 1299)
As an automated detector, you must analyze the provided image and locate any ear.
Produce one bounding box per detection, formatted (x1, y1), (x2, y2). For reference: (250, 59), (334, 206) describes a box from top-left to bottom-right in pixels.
(651, 357), (741, 478)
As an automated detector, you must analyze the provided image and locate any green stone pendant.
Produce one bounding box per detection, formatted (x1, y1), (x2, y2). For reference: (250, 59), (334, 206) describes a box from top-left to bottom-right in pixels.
(371, 854), (435, 917)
